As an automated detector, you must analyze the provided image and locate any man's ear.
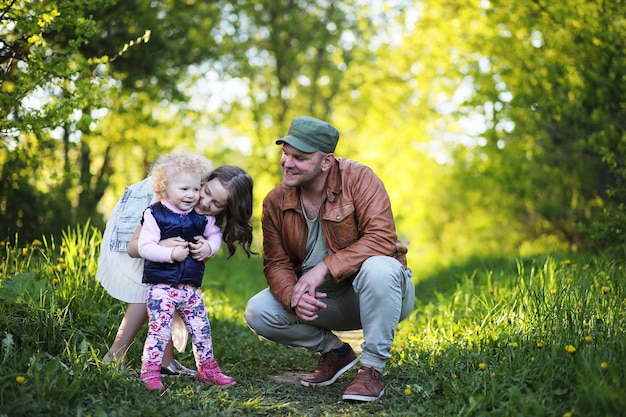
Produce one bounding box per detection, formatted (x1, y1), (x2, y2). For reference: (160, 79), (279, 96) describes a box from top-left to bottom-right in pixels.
(321, 153), (335, 172)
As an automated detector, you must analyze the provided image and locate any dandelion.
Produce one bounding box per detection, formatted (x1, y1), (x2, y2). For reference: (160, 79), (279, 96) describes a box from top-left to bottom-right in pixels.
(404, 386), (412, 395)
(511, 342), (518, 349)
(560, 259), (571, 266)
(32, 239), (42, 246)
(537, 341), (544, 349)
(565, 345), (576, 354)
(16, 376), (25, 385)
(21, 247), (28, 256)
(52, 278), (59, 286)
(602, 286), (610, 295)
(600, 362), (608, 372)
(550, 287), (557, 295)
(583, 321), (589, 328)
(478, 363), (486, 371)
(584, 335), (592, 343)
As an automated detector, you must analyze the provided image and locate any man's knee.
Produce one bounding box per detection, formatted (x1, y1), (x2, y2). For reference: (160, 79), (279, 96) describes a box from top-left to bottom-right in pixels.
(244, 294), (263, 332)
(357, 256), (405, 289)
(244, 290), (288, 338)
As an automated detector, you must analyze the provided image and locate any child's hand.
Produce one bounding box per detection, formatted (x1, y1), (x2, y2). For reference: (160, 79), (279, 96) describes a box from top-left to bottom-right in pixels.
(189, 236), (212, 262)
(171, 245), (190, 262)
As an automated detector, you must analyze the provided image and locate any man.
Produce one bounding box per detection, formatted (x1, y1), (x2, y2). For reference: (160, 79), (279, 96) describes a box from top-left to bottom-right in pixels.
(245, 115), (415, 402)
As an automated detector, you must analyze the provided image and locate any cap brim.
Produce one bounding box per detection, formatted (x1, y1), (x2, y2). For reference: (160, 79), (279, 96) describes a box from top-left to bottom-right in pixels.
(276, 135), (318, 153)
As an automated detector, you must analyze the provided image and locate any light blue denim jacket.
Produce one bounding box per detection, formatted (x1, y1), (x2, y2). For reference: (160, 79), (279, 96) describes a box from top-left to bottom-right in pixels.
(109, 177), (154, 252)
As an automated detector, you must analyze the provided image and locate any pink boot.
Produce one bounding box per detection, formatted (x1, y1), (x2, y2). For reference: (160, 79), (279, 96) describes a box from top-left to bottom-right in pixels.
(198, 359), (236, 386)
(141, 364), (165, 391)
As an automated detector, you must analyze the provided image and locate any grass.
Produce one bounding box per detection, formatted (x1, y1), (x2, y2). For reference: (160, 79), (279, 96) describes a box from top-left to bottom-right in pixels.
(0, 224), (625, 416)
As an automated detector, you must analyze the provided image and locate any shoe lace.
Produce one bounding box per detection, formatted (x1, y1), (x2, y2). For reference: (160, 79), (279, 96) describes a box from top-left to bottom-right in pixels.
(317, 350), (337, 371)
(355, 367), (380, 386)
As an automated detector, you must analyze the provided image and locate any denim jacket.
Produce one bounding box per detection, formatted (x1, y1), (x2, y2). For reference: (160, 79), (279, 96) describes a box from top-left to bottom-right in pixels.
(109, 177), (154, 252)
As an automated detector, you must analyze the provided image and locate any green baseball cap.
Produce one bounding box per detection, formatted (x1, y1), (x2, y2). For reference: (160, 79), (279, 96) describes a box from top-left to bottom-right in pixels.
(276, 116), (339, 153)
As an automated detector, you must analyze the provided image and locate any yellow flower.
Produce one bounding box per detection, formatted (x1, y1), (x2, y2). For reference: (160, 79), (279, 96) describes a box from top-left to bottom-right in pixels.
(32, 239), (42, 246)
(565, 345), (576, 354)
(600, 362), (608, 371)
(478, 363), (486, 371)
(563, 412), (573, 417)
(602, 286), (610, 295)
(584, 335), (592, 343)
(550, 287), (558, 295)
(52, 278), (59, 286)
(16, 376), (25, 385)
(537, 341), (544, 349)
(511, 342), (518, 349)
(566, 277), (573, 284)
(583, 321), (589, 328)
(404, 386), (412, 395)
(560, 259), (571, 266)
(22, 247), (28, 256)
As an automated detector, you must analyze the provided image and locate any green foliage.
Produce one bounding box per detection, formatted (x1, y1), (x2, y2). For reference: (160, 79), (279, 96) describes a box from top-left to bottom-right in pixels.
(451, 0), (626, 250)
(1, 0), (625, 342)
(1, 225), (625, 416)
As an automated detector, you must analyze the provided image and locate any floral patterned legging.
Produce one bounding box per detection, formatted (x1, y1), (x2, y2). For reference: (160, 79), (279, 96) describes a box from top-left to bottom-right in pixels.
(141, 283), (214, 372)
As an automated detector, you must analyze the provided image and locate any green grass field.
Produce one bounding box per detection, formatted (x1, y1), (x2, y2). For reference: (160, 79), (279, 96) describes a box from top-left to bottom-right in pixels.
(0, 225), (624, 416)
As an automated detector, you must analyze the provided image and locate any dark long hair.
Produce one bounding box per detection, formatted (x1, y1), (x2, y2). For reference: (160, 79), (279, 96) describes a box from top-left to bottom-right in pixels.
(208, 165), (257, 258)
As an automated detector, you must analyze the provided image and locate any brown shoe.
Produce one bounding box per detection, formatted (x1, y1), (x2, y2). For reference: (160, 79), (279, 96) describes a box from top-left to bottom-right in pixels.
(342, 366), (384, 402)
(301, 343), (358, 387)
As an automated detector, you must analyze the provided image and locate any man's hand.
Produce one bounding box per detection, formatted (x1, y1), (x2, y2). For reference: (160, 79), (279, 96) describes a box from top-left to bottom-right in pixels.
(290, 262), (329, 321)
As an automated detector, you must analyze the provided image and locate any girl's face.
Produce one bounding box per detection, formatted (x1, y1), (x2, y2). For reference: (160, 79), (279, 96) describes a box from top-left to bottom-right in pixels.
(196, 178), (229, 216)
(165, 171), (201, 212)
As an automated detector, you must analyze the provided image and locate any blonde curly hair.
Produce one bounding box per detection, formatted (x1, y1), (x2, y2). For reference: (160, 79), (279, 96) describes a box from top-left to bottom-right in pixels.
(149, 152), (213, 200)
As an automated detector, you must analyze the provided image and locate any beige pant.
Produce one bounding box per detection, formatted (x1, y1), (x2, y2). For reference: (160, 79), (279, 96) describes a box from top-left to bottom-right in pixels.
(244, 256), (415, 370)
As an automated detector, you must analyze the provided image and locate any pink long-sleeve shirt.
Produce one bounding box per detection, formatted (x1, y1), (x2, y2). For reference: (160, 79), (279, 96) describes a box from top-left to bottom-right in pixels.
(138, 200), (222, 263)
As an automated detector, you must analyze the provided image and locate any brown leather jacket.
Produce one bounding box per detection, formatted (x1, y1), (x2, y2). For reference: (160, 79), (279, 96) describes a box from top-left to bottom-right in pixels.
(262, 157), (408, 310)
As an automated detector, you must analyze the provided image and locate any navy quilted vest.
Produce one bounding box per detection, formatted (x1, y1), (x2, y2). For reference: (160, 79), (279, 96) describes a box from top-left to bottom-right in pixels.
(142, 202), (208, 287)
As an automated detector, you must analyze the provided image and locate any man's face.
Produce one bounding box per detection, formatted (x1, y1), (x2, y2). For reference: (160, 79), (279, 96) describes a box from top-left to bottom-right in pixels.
(280, 143), (325, 188)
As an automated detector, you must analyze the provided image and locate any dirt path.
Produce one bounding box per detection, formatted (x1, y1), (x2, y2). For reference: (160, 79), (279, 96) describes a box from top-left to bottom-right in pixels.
(268, 330), (364, 386)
